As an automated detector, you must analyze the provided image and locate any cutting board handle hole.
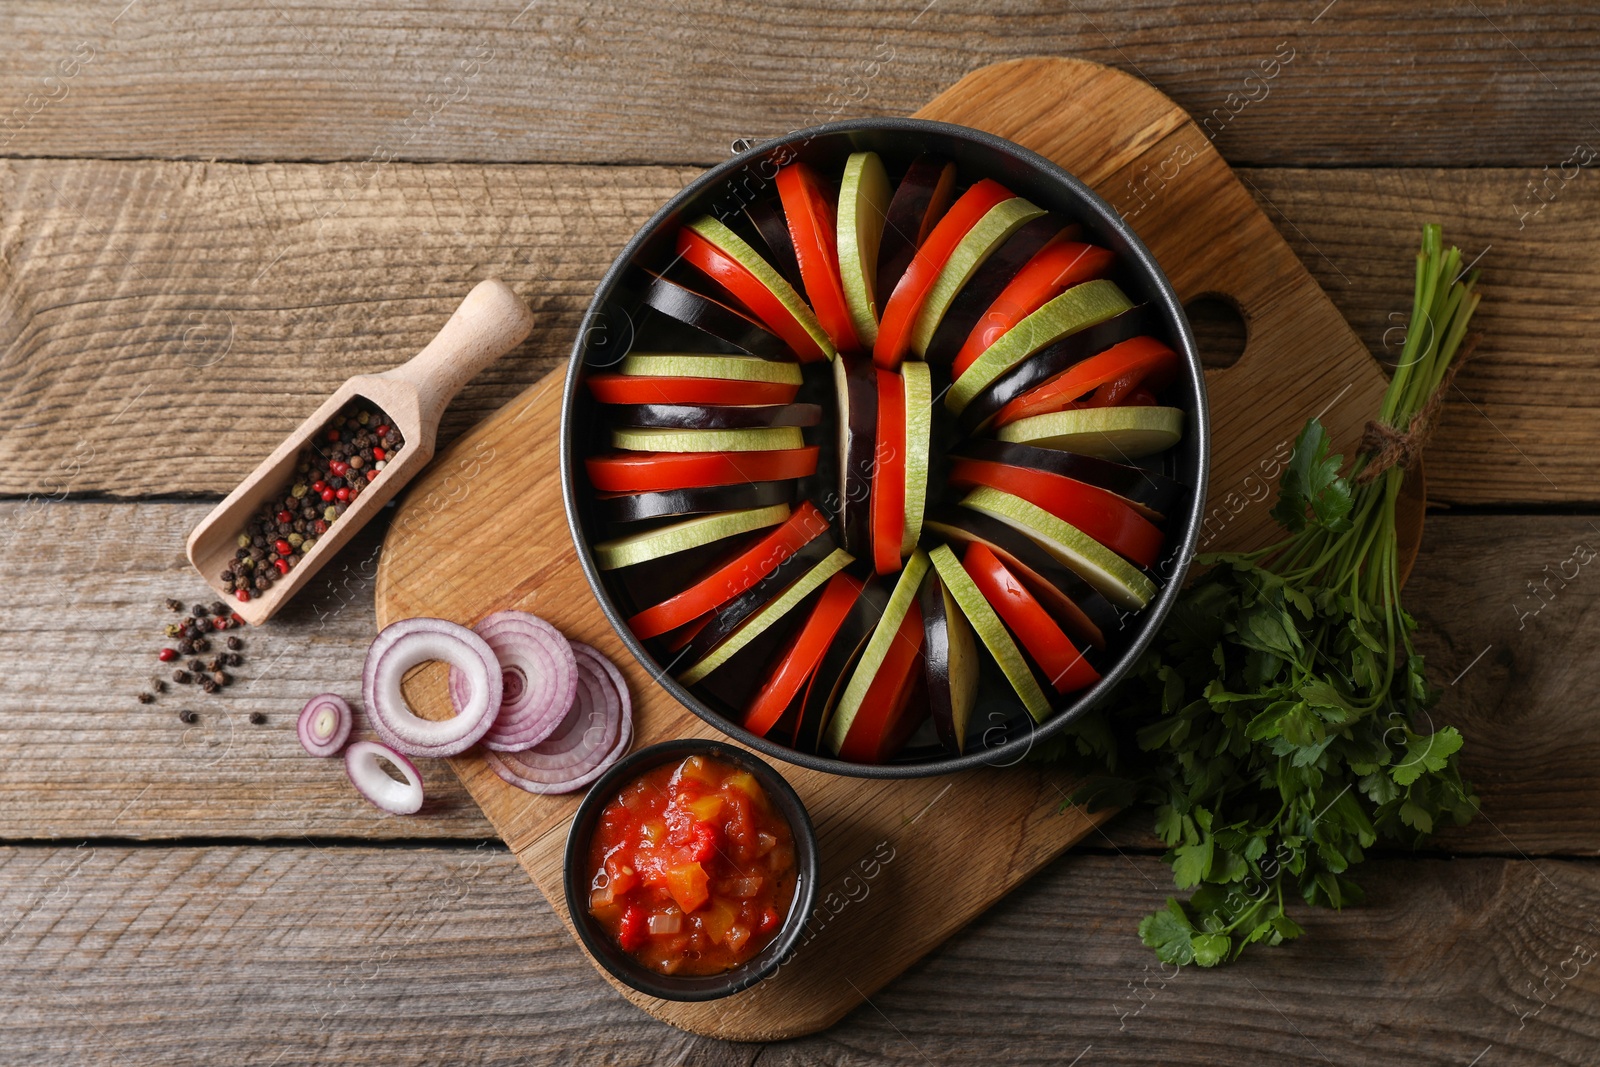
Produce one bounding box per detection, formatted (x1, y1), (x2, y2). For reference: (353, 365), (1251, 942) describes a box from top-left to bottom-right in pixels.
(1183, 293), (1248, 369)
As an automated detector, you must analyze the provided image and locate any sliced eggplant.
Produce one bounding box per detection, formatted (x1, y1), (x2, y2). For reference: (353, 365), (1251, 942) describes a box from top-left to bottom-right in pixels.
(923, 217), (1068, 367)
(921, 566), (979, 754)
(948, 439), (1184, 521)
(636, 273), (790, 361)
(927, 543), (1051, 723)
(743, 195), (805, 293)
(597, 480), (796, 525)
(875, 155), (958, 302)
(921, 504), (1119, 649)
(678, 547), (854, 686)
(832, 351), (878, 556)
(608, 402), (822, 430)
(680, 532), (838, 665)
(793, 573), (890, 754)
(592, 502), (790, 570)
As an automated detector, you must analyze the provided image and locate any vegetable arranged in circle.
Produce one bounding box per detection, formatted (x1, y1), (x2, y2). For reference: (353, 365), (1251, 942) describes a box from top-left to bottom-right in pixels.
(578, 147), (1193, 763)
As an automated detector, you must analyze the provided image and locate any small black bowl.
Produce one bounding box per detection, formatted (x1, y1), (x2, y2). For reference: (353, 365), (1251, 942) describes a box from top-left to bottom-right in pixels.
(563, 738), (820, 1002)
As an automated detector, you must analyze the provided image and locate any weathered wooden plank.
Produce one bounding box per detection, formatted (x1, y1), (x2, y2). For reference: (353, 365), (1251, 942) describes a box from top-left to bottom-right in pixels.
(1, 159), (1594, 505)
(0, 500), (1594, 854)
(0, 1), (1596, 167)
(0, 845), (1595, 1064)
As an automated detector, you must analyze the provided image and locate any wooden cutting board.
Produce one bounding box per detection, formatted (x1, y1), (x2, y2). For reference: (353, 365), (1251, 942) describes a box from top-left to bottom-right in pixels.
(372, 56), (1397, 1040)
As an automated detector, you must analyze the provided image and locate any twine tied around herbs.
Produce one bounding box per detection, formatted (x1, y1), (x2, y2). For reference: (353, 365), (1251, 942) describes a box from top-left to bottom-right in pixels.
(1353, 334), (1479, 486)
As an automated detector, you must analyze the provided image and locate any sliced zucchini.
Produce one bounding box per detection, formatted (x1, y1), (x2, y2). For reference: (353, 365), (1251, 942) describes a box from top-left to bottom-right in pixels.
(908, 196), (1046, 357)
(960, 486), (1158, 609)
(900, 360), (932, 555)
(610, 425), (805, 453)
(618, 352), (802, 384)
(837, 151), (892, 348)
(996, 405), (1185, 459)
(592, 503), (790, 570)
(927, 543), (1051, 723)
(824, 549), (931, 754)
(686, 216), (837, 361)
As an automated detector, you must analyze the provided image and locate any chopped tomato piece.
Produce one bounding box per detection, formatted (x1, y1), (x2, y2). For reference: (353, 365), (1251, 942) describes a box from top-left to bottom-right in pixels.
(992, 336), (1180, 426)
(587, 375), (800, 406)
(874, 179), (1015, 368)
(961, 542), (1101, 694)
(627, 501), (831, 639)
(584, 446), (819, 493)
(776, 162), (860, 352)
(664, 862), (711, 913)
(618, 904), (648, 952)
(953, 241), (1117, 377)
(690, 822), (721, 864)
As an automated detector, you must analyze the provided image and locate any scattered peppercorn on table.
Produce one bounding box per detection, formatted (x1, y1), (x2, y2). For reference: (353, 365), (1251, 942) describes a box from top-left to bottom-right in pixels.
(4, 5), (1600, 1065)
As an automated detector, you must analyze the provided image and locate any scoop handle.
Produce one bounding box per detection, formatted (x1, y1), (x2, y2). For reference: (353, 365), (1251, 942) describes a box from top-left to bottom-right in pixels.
(379, 279), (535, 426)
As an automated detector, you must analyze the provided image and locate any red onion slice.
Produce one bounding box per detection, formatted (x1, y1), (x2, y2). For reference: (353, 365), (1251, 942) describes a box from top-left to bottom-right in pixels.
(297, 693), (352, 757)
(448, 611), (578, 752)
(344, 741), (424, 815)
(363, 617), (502, 758)
(485, 643), (633, 794)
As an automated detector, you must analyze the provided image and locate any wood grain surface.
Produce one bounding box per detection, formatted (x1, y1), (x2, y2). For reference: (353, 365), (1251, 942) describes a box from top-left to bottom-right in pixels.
(3, 0), (1598, 1060)
(0, 1), (1594, 167)
(3, 160), (1596, 505)
(2, 845), (1597, 1066)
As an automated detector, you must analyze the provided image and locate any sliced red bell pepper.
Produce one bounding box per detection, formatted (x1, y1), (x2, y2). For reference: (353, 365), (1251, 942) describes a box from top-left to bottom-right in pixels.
(873, 178), (1014, 369)
(836, 600), (925, 764)
(585, 446), (818, 493)
(587, 375), (799, 406)
(871, 367), (907, 575)
(627, 501), (831, 639)
(947, 457), (1165, 567)
(961, 542), (1100, 695)
(993, 335), (1180, 426)
(776, 162), (860, 353)
(952, 241), (1117, 377)
(743, 571), (864, 737)
(677, 228), (829, 362)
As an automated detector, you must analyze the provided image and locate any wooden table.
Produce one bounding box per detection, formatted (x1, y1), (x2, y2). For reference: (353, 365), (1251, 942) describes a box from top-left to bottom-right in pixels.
(3, 3), (1598, 1063)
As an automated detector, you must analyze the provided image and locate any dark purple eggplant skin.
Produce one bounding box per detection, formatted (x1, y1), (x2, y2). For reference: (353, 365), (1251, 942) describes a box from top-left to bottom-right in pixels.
(919, 568), (963, 754)
(608, 402), (822, 430)
(793, 574), (889, 754)
(923, 216), (1067, 367)
(636, 272), (790, 361)
(744, 195), (805, 293)
(596, 480), (797, 524)
(947, 438), (1185, 521)
(957, 304), (1163, 433)
(874, 156), (957, 302)
(922, 505), (1118, 650)
(833, 352), (878, 557)
(680, 533), (838, 665)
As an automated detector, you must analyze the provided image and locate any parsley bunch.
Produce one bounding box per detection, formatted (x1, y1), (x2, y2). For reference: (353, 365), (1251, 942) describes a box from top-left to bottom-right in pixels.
(1048, 225), (1482, 966)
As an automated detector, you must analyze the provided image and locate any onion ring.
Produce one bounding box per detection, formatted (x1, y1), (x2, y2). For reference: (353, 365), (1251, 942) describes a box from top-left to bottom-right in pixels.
(448, 611), (577, 752)
(344, 741), (424, 815)
(485, 642), (633, 794)
(363, 617), (502, 758)
(297, 693), (352, 757)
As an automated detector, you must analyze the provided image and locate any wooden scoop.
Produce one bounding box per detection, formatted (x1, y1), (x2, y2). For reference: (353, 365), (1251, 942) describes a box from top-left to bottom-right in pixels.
(186, 279), (535, 625)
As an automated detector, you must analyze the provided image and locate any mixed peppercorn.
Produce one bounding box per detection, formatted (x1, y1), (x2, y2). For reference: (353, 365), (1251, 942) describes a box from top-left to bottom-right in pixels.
(139, 599), (263, 724)
(219, 400), (404, 602)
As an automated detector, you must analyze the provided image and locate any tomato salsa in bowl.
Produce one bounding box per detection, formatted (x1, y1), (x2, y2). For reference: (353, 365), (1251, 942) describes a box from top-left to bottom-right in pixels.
(564, 739), (819, 1001)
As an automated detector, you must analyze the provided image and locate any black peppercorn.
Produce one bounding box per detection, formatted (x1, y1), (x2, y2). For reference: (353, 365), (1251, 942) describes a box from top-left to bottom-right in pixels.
(188, 658), (205, 673)
(249, 712), (266, 725)
(193, 637), (210, 653)
(178, 709), (199, 724)
(226, 636), (243, 650)
(165, 598), (183, 612)
(137, 692), (155, 704)
(211, 671), (231, 687)
(205, 656), (223, 672)
(172, 669), (191, 684)
(192, 603), (209, 617)
(200, 678), (218, 694)
(209, 601), (227, 617)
